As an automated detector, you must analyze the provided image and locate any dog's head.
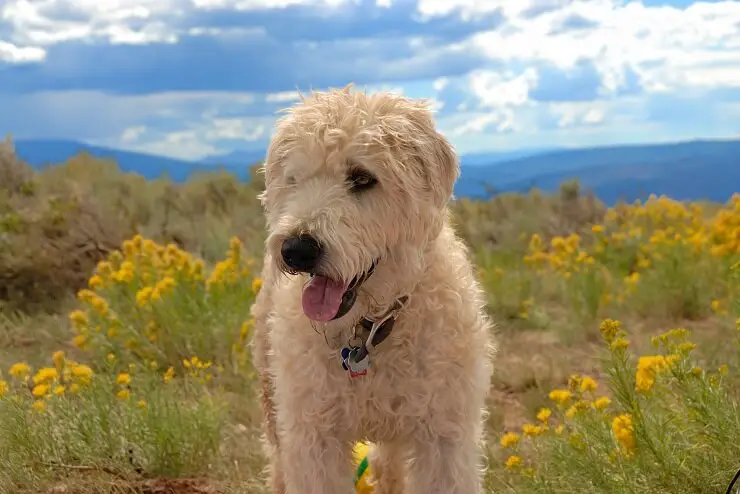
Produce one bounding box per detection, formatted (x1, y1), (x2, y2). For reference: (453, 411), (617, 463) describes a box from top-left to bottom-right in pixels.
(260, 86), (459, 322)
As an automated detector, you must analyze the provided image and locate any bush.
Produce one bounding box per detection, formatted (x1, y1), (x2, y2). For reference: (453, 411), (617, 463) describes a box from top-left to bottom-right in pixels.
(0, 145), (130, 313)
(491, 318), (740, 494)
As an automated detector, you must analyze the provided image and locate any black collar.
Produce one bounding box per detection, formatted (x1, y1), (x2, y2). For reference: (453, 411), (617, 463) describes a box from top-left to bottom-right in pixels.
(356, 295), (409, 350)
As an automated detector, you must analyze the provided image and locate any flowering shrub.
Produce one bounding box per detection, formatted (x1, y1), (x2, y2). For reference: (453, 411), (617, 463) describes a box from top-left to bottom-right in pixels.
(493, 318), (740, 494)
(0, 349), (228, 487)
(481, 194), (740, 323)
(68, 234), (261, 373)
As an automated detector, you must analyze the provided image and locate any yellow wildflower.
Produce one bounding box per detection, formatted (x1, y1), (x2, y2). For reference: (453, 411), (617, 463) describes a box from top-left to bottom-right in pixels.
(32, 400), (46, 412)
(32, 367), (58, 385)
(522, 424), (544, 437)
(536, 408), (552, 423)
(88, 274), (104, 288)
(599, 319), (622, 343)
(500, 432), (520, 448)
(68, 310), (89, 328)
(53, 385), (65, 397)
(116, 373), (131, 386)
(0, 380), (8, 397)
(611, 414), (635, 455)
(252, 277), (263, 293)
(137, 400), (147, 409)
(52, 351), (65, 368)
(636, 355), (673, 393)
(116, 389), (130, 400)
(163, 366), (175, 384)
(549, 389), (572, 406)
(9, 362), (31, 379)
(718, 364), (729, 376)
(32, 383), (50, 397)
(580, 376), (597, 393)
(593, 396), (612, 410)
(505, 455), (522, 470)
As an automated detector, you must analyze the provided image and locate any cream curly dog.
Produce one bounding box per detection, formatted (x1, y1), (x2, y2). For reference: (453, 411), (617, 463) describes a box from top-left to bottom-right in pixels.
(250, 86), (495, 494)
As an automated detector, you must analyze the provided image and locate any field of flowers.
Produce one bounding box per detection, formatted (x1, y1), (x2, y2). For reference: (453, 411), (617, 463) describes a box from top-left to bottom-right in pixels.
(1, 151), (739, 494)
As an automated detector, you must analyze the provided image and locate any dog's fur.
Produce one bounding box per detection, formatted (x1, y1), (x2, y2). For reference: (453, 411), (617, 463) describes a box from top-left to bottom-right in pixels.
(249, 86), (495, 494)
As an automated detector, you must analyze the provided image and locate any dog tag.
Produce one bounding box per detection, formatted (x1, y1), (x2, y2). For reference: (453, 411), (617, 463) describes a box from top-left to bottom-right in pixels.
(340, 346), (370, 377)
(348, 347), (370, 377)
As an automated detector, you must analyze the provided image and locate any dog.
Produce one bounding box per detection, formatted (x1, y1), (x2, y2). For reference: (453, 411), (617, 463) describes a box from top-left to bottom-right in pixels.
(249, 85), (495, 494)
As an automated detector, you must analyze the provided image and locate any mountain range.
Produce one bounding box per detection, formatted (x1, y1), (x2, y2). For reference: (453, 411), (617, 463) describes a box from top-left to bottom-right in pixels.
(9, 137), (740, 206)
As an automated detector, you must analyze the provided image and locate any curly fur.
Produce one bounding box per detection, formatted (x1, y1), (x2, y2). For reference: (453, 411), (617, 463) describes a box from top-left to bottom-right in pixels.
(249, 85), (496, 494)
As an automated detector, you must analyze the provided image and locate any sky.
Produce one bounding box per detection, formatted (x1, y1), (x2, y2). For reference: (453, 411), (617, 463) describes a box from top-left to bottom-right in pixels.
(1, 0), (739, 161)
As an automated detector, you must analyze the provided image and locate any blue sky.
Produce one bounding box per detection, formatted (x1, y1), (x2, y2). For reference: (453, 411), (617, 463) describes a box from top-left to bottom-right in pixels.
(1, 0), (739, 161)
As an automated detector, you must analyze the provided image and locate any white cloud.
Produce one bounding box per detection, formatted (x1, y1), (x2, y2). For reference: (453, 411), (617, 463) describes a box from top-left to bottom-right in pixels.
(265, 91), (302, 103)
(121, 125), (146, 143)
(0, 40), (45, 62)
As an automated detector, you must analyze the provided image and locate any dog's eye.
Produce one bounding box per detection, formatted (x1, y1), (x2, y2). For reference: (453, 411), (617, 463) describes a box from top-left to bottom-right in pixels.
(348, 170), (377, 193)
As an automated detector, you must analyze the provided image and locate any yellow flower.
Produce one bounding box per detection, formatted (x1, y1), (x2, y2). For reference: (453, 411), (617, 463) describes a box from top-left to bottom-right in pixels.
(610, 338), (630, 351)
(500, 432), (520, 448)
(32, 383), (50, 397)
(116, 373), (131, 386)
(554, 424), (565, 435)
(718, 364), (729, 376)
(0, 380), (8, 397)
(636, 355), (673, 393)
(32, 367), (58, 385)
(536, 408), (552, 423)
(505, 455), (522, 470)
(116, 389), (130, 400)
(611, 414), (635, 455)
(522, 424), (544, 437)
(252, 277), (263, 293)
(70, 364), (94, 385)
(69, 383), (80, 394)
(88, 274), (104, 288)
(32, 400), (46, 412)
(53, 385), (65, 397)
(52, 351), (65, 368)
(579, 376), (597, 393)
(68, 310), (89, 328)
(549, 389), (572, 406)
(72, 334), (87, 348)
(163, 366), (175, 384)
(593, 396), (612, 410)
(591, 224), (604, 234)
(9, 362), (31, 379)
(136, 287), (154, 307)
(137, 400), (147, 409)
(599, 319), (622, 343)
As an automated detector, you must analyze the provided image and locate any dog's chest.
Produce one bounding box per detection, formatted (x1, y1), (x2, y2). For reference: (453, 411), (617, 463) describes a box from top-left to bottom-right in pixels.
(341, 340), (432, 442)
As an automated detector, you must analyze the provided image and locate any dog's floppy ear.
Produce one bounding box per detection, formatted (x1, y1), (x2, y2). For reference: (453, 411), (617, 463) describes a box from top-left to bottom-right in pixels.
(425, 127), (460, 209)
(401, 100), (460, 209)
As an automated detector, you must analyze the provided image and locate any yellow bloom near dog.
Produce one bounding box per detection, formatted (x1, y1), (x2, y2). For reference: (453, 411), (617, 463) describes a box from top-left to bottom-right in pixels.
(353, 441), (374, 494)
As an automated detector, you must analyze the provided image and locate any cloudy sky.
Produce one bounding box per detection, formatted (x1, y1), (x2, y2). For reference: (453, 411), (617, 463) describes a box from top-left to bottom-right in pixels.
(1, 0), (739, 161)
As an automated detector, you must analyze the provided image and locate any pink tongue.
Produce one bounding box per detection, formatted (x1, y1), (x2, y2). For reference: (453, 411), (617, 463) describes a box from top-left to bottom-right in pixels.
(302, 275), (348, 322)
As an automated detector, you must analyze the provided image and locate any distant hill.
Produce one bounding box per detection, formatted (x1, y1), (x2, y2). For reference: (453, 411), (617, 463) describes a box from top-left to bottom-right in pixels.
(13, 139), (251, 181)
(10, 137), (740, 205)
(456, 138), (740, 204)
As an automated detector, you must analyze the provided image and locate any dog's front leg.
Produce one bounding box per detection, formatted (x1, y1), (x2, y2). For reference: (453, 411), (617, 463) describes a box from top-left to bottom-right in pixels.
(278, 420), (355, 494)
(406, 432), (484, 494)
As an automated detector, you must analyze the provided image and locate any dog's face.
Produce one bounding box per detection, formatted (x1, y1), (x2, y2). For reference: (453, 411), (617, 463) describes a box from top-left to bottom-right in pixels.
(260, 87), (459, 322)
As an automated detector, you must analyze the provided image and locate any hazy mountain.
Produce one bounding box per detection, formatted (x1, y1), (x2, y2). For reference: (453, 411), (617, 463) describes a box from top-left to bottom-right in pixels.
(13, 139), (251, 181)
(10, 137), (740, 206)
(456, 138), (740, 204)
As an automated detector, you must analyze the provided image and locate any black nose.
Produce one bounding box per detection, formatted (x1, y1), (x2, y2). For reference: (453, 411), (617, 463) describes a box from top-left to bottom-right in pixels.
(281, 234), (322, 273)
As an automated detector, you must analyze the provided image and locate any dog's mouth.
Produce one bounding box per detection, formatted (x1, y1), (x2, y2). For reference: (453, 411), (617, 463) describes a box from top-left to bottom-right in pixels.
(301, 260), (378, 322)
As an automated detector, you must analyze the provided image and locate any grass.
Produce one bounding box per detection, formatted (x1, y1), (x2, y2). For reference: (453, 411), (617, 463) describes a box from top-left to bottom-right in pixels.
(0, 141), (739, 493)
